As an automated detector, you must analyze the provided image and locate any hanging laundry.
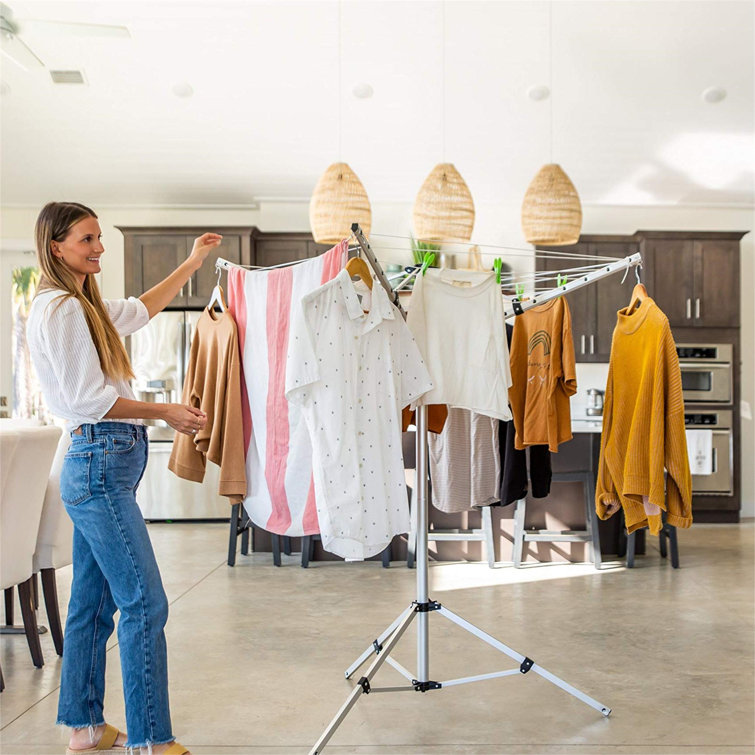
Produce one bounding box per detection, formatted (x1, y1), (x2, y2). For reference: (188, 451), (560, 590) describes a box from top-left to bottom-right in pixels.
(498, 419), (552, 505)
(498, 324), (552, 505)
(595, 297), (692, 535)
(168, 308), (247, 504)
(227, 240), (347, 536)
(508, 296), (577, 452)
(407, 269), (512, 421)
(401, 404), (448, 433)
(285, 269), (433, 560)
(428, 408), (501, 513)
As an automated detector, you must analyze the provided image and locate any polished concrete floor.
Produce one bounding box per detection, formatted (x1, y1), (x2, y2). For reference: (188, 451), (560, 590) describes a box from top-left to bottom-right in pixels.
(1, 522), (753, 754)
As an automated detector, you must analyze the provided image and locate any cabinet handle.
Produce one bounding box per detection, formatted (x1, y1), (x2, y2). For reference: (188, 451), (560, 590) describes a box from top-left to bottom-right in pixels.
(686, 298), (691, 319)
(580, 335), (586, 355)
(590, 334), (595, 354)
(188, 277), (193, 299)
(695, 298), (701, 319)
(179, 286), (184, 298)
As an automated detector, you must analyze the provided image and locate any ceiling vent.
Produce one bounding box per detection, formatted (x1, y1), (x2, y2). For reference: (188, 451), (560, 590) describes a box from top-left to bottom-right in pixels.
(50, 70), (86, 84)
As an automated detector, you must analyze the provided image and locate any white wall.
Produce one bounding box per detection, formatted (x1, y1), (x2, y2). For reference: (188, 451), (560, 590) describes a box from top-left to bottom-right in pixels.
(2, 201), (752, 516)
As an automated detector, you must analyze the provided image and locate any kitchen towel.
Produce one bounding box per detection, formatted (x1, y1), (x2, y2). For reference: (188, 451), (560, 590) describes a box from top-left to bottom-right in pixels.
(686, 429), (714, 475)
(227, 240), (348, 536)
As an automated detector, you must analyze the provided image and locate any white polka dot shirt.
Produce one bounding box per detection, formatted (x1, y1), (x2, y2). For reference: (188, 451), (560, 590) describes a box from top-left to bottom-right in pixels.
(285, 269), (433, 560)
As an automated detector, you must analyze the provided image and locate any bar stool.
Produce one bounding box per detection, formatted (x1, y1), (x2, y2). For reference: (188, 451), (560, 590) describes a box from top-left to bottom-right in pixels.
(625, 513), (679, 568)
(227, 503), (252, 566)
(511, 471), (602, 569)
(406, 482), (496, 569)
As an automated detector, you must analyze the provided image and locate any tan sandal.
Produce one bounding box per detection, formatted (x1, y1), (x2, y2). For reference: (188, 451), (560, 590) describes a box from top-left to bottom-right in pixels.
(162, 743), (190, 755)
(65, 723), (124, 754)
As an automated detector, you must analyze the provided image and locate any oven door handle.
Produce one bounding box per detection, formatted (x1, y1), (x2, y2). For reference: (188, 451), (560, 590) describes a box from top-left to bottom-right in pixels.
(678, 362), (731, 369)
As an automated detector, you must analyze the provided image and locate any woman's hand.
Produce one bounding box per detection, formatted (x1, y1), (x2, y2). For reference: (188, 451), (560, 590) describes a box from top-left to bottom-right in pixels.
(162, 404), (208, 436)
(188, 233), (223, 267)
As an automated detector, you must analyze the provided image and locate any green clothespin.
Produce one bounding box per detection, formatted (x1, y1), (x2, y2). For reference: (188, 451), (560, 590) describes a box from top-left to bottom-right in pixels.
(557, 273), (568, 288)
(420, 252), (436, 276)
(493, 258), (503, 285)
(515, 283), (525, 298)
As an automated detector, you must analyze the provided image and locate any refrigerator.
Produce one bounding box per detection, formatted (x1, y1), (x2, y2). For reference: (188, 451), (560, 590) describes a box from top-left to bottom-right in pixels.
(129, 311), (230, 520)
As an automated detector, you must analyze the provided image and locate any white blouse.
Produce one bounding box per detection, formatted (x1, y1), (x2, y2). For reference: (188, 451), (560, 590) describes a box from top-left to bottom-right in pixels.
(407, 269), (513, 421)
(27, 290), (149, 432)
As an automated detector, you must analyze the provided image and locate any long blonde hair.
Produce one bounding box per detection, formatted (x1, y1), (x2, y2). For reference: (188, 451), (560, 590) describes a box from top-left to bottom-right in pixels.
(35, 201), (135, 381)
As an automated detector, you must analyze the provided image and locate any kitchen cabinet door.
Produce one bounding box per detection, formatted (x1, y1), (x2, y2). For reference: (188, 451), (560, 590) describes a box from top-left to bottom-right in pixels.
(129, 235), (189, 306)
(694, 240), (740, 327)
(647, 239), (695, 327)
(537, 243), (595, 362)
(308, 240), (336, 258)
(254, 238), (310, 267)
(187, 234), (242, 307)
(591, 241), (639, 360)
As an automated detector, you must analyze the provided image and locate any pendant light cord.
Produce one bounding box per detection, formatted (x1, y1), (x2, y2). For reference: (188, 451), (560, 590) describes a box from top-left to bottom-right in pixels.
(338, 0), (343, 161)
(441, 0), (446, 162)
(549, 0), (553, 164)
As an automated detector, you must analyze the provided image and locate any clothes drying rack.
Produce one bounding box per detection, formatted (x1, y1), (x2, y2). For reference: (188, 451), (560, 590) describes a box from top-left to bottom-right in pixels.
(307, 224), (643, 754)
(216, 230), (643, 752)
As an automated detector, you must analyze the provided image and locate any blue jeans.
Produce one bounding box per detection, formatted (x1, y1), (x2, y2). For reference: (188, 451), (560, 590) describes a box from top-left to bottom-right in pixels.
(56, 422), (174, 749)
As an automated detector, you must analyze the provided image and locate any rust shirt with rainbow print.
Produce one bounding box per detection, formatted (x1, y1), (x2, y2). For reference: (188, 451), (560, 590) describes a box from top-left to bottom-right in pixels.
(508, 296), (577, 452)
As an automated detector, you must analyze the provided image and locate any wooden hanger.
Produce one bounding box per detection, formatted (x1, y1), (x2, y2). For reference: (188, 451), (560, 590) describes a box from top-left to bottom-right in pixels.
(345, 256), (373, 290)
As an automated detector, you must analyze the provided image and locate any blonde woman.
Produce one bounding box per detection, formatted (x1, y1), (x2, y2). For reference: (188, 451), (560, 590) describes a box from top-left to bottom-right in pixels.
(27, 202), (221, 755)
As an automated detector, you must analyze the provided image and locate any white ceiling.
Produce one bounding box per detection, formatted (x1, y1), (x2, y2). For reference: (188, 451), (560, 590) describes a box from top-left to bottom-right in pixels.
(1, 0), (753, 207)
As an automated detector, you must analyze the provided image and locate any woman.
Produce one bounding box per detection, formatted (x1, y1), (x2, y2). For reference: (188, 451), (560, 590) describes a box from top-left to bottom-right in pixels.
(27, 201), (221, 755)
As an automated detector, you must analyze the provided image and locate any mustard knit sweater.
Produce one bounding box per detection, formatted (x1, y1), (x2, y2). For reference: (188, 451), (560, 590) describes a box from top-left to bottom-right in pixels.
(595, 297), (692, 535)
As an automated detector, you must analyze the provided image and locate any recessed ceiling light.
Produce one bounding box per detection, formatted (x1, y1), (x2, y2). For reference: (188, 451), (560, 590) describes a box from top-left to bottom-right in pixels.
(171, 82), (194, 98)
(702, 86), (726, 104)
(527, 85), (550, 102)
(352, 82), (374, 99)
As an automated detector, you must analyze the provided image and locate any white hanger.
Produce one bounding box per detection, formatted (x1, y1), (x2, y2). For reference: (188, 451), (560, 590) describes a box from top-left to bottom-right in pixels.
(207, 267), (227, 312)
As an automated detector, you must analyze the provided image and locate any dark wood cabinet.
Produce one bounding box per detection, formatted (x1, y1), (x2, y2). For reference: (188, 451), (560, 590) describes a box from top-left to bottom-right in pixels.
(120, 227), (255, 306)
(187, 234), (243, 307)
(125, 235), (189, 308)
(638, 232), (741, 328)
(537, 237), (638, 362)
(252, 231), (331, 269)
(120, 227), (335, 307)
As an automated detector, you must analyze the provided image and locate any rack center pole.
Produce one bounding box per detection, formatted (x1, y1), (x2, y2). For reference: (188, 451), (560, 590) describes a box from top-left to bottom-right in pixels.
(415, 404), (430, 682)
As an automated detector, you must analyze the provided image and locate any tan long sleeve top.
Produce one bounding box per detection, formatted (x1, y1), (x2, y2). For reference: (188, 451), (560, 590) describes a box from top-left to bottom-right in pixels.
(595, 297), (692, 534)
(168, 308), (247, 504)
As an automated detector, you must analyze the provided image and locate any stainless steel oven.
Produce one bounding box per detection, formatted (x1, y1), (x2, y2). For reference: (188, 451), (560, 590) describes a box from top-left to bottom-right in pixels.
(676, 344), (733, 404)
(685, 409), (733, 496)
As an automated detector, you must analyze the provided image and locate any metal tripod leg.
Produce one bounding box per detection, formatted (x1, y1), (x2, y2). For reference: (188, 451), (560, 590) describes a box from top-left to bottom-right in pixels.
(310, 607), (417, 755)
(437, 606), (611, 716)
(344, 605), (415, 679)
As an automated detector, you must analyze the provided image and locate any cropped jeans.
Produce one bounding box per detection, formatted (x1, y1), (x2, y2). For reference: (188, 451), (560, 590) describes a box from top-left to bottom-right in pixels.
(56, 422), (174, 749)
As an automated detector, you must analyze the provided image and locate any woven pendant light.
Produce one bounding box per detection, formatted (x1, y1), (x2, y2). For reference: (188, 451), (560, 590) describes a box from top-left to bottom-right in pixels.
(413, 163), (475, 243)
(521, 164), (583, 246)
(309, 162), (372, 244)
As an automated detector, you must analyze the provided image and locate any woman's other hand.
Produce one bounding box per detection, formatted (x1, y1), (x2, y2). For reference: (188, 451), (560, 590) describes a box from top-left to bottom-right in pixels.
(188, 233), (223, 267)
(163, 404), (208, 436)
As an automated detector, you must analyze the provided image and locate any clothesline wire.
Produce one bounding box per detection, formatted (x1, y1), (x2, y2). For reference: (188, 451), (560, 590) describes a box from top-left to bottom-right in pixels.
(362, 242), (620, 264)
(391, 260), (619, 285)
(367, 232), (622, 262)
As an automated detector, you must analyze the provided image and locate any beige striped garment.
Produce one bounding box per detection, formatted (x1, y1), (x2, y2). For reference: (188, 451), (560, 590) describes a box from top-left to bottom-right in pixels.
(428, 408), (501, 513)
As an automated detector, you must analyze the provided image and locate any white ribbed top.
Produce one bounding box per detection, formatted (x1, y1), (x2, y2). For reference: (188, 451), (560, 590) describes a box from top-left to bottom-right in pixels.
(27, 290), (149, 432)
